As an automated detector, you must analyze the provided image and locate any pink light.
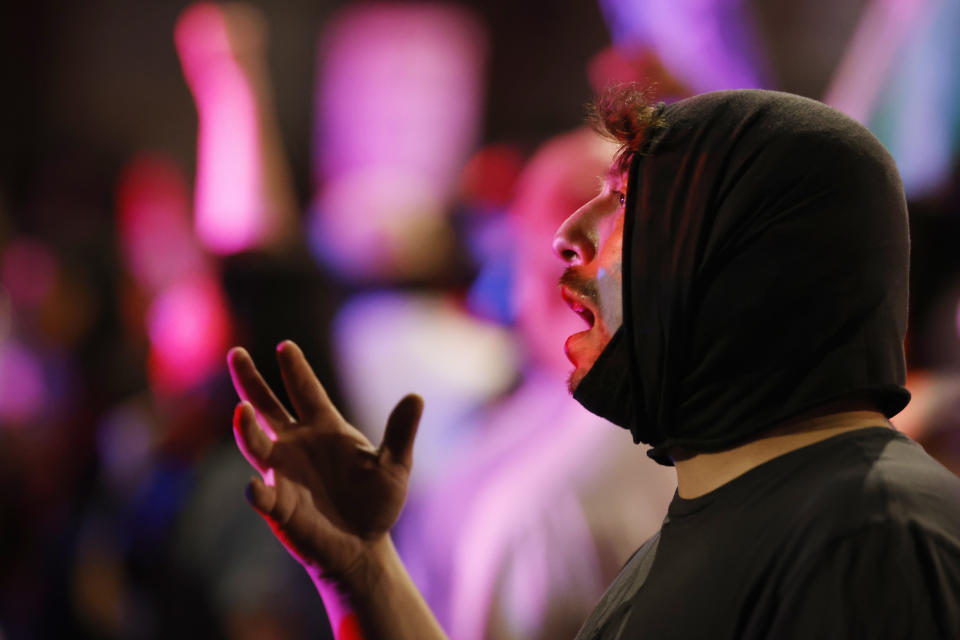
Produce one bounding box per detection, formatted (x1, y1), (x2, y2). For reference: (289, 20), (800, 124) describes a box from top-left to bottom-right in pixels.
(146, 273), (231, 394)
(598, 0), (763, 92)
(823, 0), (931, 124)
(447, 406), (603, 640)
(846, 0), (960, 197)
(0, 339), (47, 425)
(309, 3), (486, 279)
(315, 4), (485, 184)
(459, 144), (525, 212)
(116, 154), (204, 294)
(175, 2), (267, 254)
(1, 237), (58, 309)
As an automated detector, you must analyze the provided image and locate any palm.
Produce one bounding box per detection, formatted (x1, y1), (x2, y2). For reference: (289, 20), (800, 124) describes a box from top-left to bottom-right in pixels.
(272, 428), (406, 562)
(227, 342), (422, 585)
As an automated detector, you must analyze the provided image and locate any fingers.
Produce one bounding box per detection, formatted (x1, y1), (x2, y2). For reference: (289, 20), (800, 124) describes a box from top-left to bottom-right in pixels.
(245, 475), (308, 534)
(233, 401), (274, 472)
(245, 475), (278, 518)
(227, 346), (294, 431)
(379, 394), (423, 470)
(276, 340), (337, 423)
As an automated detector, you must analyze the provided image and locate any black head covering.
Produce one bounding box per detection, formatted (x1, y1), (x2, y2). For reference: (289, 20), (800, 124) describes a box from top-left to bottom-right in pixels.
(573, 89), (910, 466)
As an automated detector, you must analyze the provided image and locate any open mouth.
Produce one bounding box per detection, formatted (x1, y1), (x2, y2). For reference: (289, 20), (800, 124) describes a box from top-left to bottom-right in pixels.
(561, 288), (596, 329)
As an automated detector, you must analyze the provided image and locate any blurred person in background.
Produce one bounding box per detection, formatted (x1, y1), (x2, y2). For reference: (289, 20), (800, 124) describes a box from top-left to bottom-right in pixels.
(335, 44), (685, 640)
(394, 125), (674, 640)
(227, 85), (960, 640)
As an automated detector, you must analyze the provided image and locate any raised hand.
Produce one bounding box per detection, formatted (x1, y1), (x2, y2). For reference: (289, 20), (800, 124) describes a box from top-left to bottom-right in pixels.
(227, 340), (423, 590)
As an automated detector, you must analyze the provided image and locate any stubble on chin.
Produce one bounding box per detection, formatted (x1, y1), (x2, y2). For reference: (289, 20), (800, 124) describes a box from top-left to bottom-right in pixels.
(566, 368), (584, 395)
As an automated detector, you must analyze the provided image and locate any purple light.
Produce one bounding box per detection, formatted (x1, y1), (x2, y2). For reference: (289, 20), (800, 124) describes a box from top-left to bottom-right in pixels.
(858, 0), (960, 197)
(597, 0), (763, 92)
(309, 3), (486, 279)
(175, 2), (267, 254)
(823, 0), (930, 124)
(0, 339), (47, 425)
(97, 396), (156, 497)
(447, 399), (605, 640)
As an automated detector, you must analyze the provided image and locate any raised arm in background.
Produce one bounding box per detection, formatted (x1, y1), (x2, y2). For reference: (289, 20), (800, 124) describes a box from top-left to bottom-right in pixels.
(227, 340), (448, 640)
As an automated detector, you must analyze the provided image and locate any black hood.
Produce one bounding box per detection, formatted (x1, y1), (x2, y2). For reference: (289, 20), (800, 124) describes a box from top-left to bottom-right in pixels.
(574, 90), (910, 466)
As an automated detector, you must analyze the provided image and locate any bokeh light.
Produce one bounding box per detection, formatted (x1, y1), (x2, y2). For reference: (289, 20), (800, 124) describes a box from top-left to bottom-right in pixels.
(0, 339), (47, 425)
(146, 273), (231, 394)
(309, 3), (486, 280)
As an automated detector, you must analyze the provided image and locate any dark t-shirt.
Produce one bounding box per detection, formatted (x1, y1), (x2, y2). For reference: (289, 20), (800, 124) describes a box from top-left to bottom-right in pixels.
(575, 427), (960, 639)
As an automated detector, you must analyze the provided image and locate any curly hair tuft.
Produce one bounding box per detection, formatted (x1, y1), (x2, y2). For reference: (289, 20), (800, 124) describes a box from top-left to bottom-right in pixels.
(588, 83), (665, 173)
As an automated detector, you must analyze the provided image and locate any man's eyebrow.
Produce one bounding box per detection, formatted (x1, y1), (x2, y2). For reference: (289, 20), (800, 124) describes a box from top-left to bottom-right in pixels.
(595, 167), (626, 193)
(606, 166), (631, 192)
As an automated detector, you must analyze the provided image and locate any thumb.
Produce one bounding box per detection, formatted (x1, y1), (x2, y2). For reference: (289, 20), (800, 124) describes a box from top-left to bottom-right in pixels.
(379, 394), (423, 470)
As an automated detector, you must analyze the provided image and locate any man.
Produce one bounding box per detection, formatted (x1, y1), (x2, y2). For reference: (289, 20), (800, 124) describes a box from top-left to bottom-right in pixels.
(227, 87), (960, 639)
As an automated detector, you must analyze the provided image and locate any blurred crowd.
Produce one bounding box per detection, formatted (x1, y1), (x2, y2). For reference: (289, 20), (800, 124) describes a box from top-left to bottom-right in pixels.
(1, 0), (960, 638)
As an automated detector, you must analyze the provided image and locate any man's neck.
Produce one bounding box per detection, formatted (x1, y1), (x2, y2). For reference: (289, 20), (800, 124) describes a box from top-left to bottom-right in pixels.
(672, 409), (892, 499)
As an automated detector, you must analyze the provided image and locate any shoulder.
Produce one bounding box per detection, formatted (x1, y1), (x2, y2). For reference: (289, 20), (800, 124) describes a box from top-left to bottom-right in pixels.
(770, 519), (960, 638)
(573, 532), (663, 640)
(786, 429), (960, 535)
(763, 429), (960, 587)
(769, 431), (960, 635)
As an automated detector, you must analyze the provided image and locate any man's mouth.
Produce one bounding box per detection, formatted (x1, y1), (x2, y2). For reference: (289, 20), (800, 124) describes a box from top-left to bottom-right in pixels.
(561, 287), (596, 329)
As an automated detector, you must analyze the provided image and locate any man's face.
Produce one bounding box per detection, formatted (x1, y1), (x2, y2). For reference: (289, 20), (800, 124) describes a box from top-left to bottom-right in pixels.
(553, 166), (627, 392)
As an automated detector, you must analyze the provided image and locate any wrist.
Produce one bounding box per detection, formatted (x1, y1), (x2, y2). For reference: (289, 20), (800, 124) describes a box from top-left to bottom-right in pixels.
(312, 536), (399, 638)
(312, 534), (448, 640)
(310, 534), (396, 601)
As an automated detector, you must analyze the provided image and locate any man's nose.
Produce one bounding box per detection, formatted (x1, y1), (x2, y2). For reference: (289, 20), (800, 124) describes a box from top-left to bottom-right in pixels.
(553, 203), (597, 266)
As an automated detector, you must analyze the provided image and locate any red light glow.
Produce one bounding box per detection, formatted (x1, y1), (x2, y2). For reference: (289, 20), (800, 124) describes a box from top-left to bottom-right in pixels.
(146, 273), (231, 393)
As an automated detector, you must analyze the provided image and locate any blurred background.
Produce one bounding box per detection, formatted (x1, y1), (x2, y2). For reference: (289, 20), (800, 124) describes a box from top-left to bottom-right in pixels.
(1, 0), (959, 638)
